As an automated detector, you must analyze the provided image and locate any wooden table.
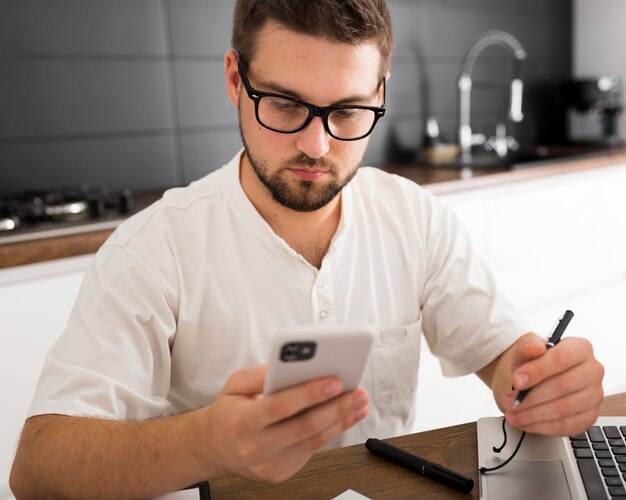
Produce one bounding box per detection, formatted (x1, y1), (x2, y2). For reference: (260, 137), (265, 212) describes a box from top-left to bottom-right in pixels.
(209, 393), (626, 499)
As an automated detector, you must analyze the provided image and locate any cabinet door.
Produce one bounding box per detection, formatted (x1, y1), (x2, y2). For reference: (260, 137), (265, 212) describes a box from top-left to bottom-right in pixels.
(0, 259), (88, 496)
(442, 163), (626, 311)
(415, 339), (501, 432)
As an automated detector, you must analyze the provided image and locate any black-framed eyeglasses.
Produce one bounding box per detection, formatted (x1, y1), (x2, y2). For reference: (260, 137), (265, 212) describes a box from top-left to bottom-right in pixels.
(237, 55), (386, 141)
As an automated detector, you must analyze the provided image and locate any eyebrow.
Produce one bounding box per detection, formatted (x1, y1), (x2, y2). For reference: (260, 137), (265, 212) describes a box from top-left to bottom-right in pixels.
(255, 78), (380, 106)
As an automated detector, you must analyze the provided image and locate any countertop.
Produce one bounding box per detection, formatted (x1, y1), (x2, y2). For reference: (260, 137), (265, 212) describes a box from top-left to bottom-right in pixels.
(2, 146), (626, 269)
(383, 146), (626, 195)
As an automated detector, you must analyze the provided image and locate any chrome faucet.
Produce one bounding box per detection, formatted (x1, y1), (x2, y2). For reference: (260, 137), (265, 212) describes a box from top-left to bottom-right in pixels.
(458, 30), (526, 164)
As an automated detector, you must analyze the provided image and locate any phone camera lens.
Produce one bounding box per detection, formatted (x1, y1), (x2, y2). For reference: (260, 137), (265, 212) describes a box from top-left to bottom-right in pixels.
(280, 341), (316, 362)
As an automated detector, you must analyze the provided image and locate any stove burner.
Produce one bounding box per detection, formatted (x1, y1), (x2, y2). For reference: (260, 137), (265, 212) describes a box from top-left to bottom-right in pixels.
(0, 186), (134, 235)
(0, 206), (19, 232)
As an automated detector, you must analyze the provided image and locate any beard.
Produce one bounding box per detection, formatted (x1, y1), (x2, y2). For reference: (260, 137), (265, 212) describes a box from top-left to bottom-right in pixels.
(238, 117), (363, 213)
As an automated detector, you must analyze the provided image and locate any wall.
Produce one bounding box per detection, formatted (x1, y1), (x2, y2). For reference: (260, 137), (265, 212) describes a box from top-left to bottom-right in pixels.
(574, 0), (626, 88)
(0, 0), (571, 196)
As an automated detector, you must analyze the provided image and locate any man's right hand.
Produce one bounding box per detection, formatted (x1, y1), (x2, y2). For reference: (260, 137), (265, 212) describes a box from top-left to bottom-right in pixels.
(201, 364), (369, 482)
(9, 365), (368, 498)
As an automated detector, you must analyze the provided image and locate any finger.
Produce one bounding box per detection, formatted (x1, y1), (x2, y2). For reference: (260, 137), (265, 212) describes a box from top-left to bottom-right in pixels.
(507, 407), (600, 437)
(262, 389), (368, 450)
(250, 397), (369, 482)
(223, 364), (267, 396)
(505, 357), (604, 411)
(247, 446), (311, 483)
(258, 376), (344, 426)
(510, 332), (547, 372)
(284, 400), (368, 462)
(506, 386), (603, 430)
(512, 337), (590, 392)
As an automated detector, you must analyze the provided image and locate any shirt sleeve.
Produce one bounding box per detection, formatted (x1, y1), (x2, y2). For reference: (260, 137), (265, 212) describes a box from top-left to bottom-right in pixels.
(27, 243), (178, 420)
(420, 198), (529, 377)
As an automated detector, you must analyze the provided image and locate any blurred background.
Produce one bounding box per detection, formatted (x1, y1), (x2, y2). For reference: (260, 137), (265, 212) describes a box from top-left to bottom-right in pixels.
(1, 0), (602, 195)
(2, 1), (626, 498)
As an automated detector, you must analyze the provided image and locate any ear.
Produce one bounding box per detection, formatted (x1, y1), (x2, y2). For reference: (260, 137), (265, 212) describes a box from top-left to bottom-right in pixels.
(379, 71), (391, 105)
(224, 50), (241, 109)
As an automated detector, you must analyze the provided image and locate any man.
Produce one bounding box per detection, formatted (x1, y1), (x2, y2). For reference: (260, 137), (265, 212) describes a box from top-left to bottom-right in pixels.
(10, 0), (604, 498)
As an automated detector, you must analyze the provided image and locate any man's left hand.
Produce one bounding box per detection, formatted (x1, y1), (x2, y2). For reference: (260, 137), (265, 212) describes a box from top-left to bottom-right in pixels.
(502, 332), (604, 436)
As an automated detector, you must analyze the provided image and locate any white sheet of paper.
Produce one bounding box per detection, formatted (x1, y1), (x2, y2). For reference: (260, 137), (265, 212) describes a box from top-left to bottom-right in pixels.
(154, 488), (200, 500)
(332, 489), (372, 500)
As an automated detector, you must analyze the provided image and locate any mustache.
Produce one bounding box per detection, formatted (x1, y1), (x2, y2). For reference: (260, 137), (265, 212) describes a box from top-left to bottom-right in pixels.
(287, 153), (335, 171)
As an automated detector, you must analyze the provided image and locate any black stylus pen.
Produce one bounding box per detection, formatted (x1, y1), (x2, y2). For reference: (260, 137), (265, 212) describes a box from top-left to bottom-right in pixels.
(365, 438), (474, 494)
(513, 309), (574, 409)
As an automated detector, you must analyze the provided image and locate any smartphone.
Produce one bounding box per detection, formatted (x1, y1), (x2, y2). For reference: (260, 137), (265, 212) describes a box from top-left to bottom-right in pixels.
(263, 323), (376, 395)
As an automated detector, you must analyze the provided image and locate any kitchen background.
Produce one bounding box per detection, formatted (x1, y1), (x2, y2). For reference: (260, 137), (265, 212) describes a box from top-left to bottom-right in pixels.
(2, 1), (626, 498)
(1, 0), (573, 196)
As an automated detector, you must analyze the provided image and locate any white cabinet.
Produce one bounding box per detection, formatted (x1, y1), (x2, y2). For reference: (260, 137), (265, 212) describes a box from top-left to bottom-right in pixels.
(0, 256), (90, 499)
(414, 163), (626, 432)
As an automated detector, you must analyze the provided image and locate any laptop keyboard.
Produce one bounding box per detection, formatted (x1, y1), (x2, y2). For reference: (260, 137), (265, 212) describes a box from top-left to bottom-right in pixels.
(570, 425), (626, 499)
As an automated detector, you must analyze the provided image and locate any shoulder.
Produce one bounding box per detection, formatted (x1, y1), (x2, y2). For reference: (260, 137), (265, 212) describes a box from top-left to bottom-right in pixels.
(353, 166), (436, 199)
(347, 167), (466, 255)
(108, 156), (237, 248)
(350, 166), (446, 218)
(88, 155), (242, 298)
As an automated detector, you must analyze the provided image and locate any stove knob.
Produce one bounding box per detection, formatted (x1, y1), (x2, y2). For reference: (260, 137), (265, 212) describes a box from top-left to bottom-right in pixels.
(119, 190), (134, 214)
(89, 199), (106, 218)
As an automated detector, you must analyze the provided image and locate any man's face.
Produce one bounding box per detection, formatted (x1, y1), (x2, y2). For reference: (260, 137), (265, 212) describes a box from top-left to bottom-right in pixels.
(234, 23), (384, 212)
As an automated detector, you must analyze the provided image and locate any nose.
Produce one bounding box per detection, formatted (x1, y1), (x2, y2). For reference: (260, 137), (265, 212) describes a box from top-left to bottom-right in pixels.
(295, 116), (330, 159)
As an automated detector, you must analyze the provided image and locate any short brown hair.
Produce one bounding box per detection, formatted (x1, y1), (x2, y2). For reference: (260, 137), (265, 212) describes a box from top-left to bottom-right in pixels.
(232, 0), (394, 77)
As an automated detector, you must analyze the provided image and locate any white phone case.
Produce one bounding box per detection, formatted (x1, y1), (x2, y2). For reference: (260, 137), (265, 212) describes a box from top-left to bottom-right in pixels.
(263, 323), (376, 395)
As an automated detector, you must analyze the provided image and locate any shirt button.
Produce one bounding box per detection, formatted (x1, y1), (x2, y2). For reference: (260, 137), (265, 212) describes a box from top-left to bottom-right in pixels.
(319, 310), (328, 319)
(317, 280), (324, 288)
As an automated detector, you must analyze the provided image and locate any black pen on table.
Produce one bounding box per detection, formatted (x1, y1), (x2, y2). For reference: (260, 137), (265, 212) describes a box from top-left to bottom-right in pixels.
(513, 309), (574, 409)
(365, 438), (474, 494)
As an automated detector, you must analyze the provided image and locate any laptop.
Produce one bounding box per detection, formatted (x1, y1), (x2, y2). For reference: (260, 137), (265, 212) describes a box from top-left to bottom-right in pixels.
(477, 416), (626, 500)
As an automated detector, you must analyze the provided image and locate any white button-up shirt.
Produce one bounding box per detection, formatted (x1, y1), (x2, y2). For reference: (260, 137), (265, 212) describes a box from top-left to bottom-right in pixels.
(29, 150), (526, 447)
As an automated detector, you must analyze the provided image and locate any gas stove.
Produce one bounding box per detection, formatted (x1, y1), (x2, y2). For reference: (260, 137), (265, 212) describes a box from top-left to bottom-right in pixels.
(0, 186), (134, 244)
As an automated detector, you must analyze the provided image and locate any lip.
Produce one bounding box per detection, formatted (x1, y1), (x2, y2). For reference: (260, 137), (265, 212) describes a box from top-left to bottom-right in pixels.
(289, 168), (328, 181)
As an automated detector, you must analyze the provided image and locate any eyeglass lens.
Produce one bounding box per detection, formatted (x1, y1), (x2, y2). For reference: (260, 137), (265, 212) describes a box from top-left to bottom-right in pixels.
(258, 96), (377, 140)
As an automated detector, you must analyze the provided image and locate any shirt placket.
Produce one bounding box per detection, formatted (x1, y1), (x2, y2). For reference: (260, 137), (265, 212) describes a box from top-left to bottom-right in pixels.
(311, 243), (337, 324)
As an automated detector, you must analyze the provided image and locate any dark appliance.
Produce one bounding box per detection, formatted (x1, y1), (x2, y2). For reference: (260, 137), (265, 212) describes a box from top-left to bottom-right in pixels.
(0, 186), (134, 241)
(562, 76), (624, 146)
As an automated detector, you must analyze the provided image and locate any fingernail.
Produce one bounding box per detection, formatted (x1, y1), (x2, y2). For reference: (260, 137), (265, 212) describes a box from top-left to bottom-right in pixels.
(324, 381), (342, 396)
(514, 373), (529, 389)
(354, 393), (368, 409)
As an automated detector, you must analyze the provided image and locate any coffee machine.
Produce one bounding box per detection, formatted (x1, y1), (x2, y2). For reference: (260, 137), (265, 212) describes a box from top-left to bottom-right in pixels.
(563, 75), (624, 145)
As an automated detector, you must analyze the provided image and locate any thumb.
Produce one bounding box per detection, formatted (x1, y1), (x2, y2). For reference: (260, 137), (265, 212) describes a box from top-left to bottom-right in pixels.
(223, 364), (267, 396)
(511, 332), (546, 373)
